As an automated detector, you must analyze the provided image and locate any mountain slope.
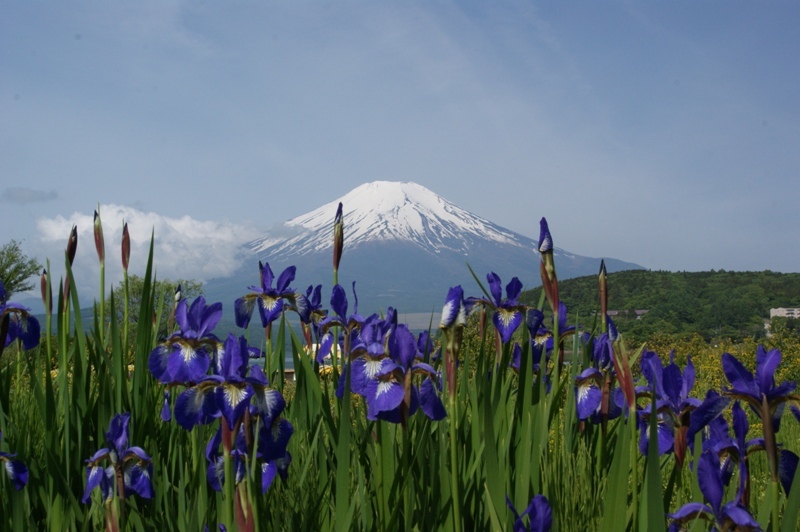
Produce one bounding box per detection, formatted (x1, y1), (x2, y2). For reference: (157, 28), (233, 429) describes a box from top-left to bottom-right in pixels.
(205, 181), (643, 315)
(249, 181), (526, 257)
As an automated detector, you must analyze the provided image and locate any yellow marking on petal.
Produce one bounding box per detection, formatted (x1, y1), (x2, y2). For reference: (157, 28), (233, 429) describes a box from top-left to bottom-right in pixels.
(365, 359), (384, 379)
(261, 297), (280, 311)
(577, 383), (593, 403)
(376, 381), (394, 397)
(498, 309), (516, 327)
(223, 384), (248, 408)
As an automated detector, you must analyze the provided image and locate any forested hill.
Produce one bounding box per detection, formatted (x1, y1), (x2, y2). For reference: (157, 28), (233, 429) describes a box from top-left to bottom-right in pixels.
(520, 270), (800, 341)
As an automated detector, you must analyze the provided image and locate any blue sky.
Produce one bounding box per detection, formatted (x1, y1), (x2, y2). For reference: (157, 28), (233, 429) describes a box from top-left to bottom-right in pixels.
(2, 2), (799, 296)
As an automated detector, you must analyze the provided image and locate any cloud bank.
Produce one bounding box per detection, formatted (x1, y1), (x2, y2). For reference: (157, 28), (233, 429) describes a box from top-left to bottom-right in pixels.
(34, 204), (260, 299)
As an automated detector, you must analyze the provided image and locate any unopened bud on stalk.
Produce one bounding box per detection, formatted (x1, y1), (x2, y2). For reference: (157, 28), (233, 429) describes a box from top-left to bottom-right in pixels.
(121, 222), (130, 272)
(537, 217), (559, 313)
(66, 225), (78, 265)
(174, 284), (182, 303)
(93, 210), (105, 263)
(439, 286), (467, 330)
(41, 269), (52, 314)
(598, 260), (607, 332)
(62, 226), (78, 308)
(332, 202), (344, 272)
(538, 217), (554, 279)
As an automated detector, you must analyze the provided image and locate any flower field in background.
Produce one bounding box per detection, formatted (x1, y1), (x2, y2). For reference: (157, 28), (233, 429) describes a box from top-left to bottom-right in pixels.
(2, 207), (800, 531)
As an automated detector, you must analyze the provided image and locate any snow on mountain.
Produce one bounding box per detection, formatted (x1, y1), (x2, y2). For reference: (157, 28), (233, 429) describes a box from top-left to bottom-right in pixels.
(204, 180), (642, 316)
(248, 181), (527, 257)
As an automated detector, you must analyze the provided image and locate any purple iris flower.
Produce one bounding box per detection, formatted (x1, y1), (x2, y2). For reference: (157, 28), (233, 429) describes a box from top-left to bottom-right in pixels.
(706, 401), (798, 504)
(351, 322), (445, 423)
(296, 284), (328, 357)
(721, 346), (796, 427)
(82, 413), (153, 504)
(148, 296), (223, 384)
(234, 261), (306, 329)
(173, 334), (285, 433)
(506, 494), (552, 532)
(205, 418), (292, 494)
(161, 332), (292, 494)
(0, 279), (41, 351)
(317, 283), (366, 364)
(482, 272), (525, 344)
(636, 351), (702, 463)
(721, 346), (799, 485)
(533, 302), (577, 358)
(300, 284), (325, 324)
(0, 430), (28, 491)
(510, 310), (551, 391)
(668, 448), (759, 531)
(575, 368), (604, 421)
(574, 321), (624, 425)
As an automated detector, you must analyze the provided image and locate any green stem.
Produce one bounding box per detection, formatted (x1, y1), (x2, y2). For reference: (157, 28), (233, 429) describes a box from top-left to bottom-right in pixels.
(629, 414), (639, 531)
(447, 393), (462, 532)
(123, 270), (129, 359)
(771, 479), (779, 531)
(222, 420), (236, 530)
(99, 259), (105, 347)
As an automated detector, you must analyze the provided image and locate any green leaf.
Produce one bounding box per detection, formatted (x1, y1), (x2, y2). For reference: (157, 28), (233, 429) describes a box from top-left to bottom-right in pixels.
(601, 418), (631, 532)
(639, 398), (665, 532)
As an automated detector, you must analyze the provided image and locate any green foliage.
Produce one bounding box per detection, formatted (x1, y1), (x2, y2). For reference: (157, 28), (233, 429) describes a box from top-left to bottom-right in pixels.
(4, 234), (800, 530)
(522, 269), (800, 343)
(107, 274), (202, 338)
(0, 239), (42, 299)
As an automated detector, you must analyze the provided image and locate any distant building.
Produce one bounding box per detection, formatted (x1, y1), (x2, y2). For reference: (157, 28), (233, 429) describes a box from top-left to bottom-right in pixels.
(770, 308), (800, 319)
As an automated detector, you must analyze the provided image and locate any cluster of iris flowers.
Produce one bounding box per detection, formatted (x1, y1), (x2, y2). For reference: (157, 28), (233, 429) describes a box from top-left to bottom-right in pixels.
(148, 294), (293, 494)
(573, 317), (800, 529)
(311, 283), (447, 424)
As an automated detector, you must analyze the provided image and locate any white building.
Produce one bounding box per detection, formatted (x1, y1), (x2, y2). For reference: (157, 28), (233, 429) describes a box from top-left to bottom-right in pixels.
(770, 308), (800, 319)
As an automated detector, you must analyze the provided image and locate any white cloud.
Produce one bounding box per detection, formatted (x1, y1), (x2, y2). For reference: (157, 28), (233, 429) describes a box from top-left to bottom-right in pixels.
(34, 204), (260, 299)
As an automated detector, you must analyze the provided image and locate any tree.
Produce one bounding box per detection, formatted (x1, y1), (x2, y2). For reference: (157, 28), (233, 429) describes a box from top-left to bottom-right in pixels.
(108, 275), (203, 339)
(0, 239), (42, 300)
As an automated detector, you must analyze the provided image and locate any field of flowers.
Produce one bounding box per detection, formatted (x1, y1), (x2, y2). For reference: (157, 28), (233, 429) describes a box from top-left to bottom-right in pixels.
(2, 207), (800, 531)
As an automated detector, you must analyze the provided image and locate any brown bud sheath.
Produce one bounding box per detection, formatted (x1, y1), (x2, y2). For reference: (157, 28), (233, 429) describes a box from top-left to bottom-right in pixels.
(41, 269), (52, 314)
(332, 202), (343, 272)
(121, 222), (130, 272)
(66, 225), (78, 265)
(93, 210), (105, 263)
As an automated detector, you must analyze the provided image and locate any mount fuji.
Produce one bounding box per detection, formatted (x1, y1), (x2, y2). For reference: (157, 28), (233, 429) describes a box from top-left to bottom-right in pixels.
(204, 181), (643, 318)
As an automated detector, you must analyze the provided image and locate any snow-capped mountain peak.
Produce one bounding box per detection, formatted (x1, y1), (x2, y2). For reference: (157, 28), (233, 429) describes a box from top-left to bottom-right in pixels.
(248, 181), (528, 256)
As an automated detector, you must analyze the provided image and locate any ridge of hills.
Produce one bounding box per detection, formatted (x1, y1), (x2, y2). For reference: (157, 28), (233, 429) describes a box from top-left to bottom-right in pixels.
(521, 269), (800, 341)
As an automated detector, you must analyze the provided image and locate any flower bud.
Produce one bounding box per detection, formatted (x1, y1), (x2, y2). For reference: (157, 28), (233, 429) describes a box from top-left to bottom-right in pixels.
(66, 225), (78, 266)
(538, 217), (559, 312)
(598, 259), (607, 331)
(537, 217), (553, 254)
(41, 269), (52, 314)
(332, 202), (344, 272)
(439, 286), (466, 330)
(93, 210), (105, 263)
(121, 222), (130, 272)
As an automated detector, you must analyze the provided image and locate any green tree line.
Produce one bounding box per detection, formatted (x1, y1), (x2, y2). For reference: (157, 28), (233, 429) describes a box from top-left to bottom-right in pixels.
(520, 269), (800, 342)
